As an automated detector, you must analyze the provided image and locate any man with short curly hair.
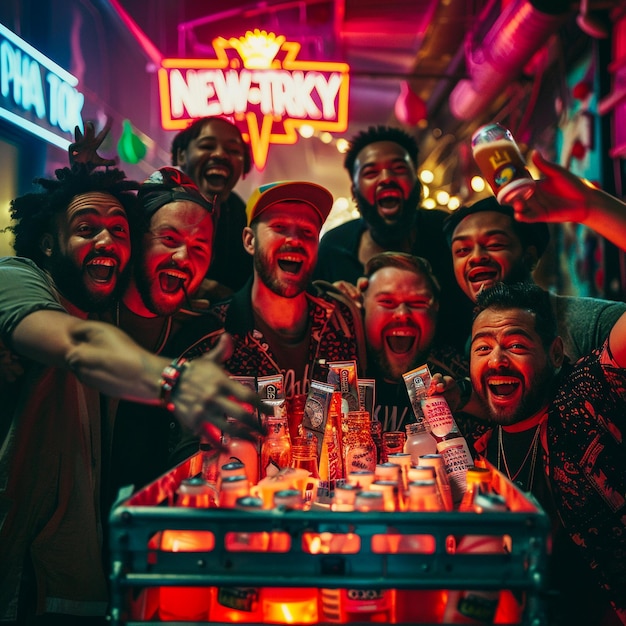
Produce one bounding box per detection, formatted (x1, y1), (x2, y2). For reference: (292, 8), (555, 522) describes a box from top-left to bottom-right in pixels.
(360, 251), (468, 432)
(314, 125), (470, 350)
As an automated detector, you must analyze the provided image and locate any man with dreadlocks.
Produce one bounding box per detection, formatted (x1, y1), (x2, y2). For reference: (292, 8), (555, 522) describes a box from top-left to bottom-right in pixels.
(0, 122), (263, 624)
(313, 125), (470, 350)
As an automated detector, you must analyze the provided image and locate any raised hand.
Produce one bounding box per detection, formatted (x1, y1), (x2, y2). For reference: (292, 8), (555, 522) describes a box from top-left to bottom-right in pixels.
(69, 117), (117, 168)
(512, 150), (626, 250)
(512, 150), (592, 224)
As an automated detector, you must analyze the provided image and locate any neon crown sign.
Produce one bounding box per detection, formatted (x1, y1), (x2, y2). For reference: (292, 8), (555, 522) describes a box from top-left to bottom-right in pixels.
(158, 29), (350, 170)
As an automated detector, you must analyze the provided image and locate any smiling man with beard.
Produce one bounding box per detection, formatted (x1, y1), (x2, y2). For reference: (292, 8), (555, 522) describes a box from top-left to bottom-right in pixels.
(175, 180), (366, 435)
(444, 194), (626, 362)
(172, 116), (254, 301)
(454, 282), (626, 626)
(314, 125), (470, 351)
(109, 166), (226, 501)
(0, 154), (265, 623)
(360, 252), (468, 432)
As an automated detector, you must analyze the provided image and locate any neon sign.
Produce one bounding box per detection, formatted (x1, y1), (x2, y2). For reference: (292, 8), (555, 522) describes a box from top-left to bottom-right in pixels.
(0, 23), (84, 150)
(158, 30), (350, 170)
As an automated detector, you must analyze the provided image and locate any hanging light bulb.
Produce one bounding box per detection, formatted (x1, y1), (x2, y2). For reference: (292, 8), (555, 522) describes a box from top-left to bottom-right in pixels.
(470, 176), (486, 192)
(420, 170), (434, 184)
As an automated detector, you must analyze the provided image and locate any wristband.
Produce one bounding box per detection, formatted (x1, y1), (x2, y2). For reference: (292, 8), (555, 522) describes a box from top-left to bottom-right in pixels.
(159, 357), (188, 412)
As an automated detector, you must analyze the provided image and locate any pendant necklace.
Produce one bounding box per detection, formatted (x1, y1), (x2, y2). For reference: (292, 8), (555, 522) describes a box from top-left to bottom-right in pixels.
(497, 423), (542, 492)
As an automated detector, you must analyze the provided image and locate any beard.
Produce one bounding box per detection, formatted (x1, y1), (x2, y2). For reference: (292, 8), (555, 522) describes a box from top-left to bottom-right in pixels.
(48, 250), (128, 313)
(367, 344), (424, 383)
(477, 362), (557, 426)
(353, 184), (422, 247)
(502, 259), (534, 286)
(133, 261), (189, 317)
(254, 246), (312, 298)
(48, 250), (129, 313)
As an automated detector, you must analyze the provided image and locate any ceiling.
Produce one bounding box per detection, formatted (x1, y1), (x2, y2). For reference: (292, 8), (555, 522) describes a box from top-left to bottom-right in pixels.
(109, 0), (620, 225)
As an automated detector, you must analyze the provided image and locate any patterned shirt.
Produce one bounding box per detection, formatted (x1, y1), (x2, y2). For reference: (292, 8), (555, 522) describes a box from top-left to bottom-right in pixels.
(175, 279), (366, 396)
(462, 342), (626, 624)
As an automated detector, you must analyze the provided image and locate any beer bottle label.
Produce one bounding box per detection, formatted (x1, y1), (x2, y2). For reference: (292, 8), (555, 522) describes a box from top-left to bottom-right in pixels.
(456, 590), (499, 622)
(345, 445), (376, 473)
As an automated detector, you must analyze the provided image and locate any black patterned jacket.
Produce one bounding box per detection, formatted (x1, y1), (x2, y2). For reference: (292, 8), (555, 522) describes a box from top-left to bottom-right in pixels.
(462, 343), (626, 623)
(176, 278), (367, 394)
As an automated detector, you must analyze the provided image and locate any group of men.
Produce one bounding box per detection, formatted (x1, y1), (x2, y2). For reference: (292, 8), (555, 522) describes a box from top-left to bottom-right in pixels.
(0, 115), (625, 625)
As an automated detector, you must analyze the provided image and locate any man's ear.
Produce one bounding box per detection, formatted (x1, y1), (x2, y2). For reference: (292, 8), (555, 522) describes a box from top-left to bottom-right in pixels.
(242, 226), (255, 255)
(175, 148), (187, 169)
(549, 336), (565, 369)
(350, 183), (360, 208)
(40, 234), (54, 257)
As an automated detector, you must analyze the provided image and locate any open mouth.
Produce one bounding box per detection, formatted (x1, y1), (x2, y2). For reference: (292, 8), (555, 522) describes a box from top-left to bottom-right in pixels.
(487, 376), (521, 399)
(203, 164), (231, 187)
(468, 268), (498, 284)
(384, 329), (417, 354)
(159, 269), (187, 293)
(86, 258), (116, 282)
(376, 190), (403, 216)
(277, 256), (304, 275)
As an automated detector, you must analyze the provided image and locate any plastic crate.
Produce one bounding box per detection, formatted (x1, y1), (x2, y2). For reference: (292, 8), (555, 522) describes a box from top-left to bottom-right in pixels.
(108, 452), (551, 625)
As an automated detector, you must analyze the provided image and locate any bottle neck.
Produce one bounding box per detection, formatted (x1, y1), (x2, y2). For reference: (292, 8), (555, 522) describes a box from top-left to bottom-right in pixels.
(266, 417), (289, 438)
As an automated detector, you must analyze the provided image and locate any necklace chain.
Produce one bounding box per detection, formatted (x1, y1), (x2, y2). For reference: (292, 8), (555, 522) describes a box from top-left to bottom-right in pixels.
(497, 423), (542, 492)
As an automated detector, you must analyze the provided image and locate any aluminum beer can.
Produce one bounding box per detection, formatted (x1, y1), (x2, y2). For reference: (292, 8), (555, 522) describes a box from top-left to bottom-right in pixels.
(471, 123), (535, 204)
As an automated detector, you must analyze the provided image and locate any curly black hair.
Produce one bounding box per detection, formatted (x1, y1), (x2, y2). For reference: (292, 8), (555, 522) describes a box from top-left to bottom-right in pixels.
(170, 116), (252, 175)
(9, 165), (139, 268)
(343, 125), (419, 175)
(474, 282), (557, 349)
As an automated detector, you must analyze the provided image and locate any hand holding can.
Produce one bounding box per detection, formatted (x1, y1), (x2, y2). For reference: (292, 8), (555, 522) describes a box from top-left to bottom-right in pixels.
(472, 123), (535, 204)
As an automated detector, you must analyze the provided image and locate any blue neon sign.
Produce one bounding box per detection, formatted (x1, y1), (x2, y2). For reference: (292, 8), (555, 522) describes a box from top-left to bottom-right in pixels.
(0, 23), (84, 150)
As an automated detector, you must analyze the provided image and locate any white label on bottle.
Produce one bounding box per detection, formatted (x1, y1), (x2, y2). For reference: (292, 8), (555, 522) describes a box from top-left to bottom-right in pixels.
(437, 438), (473, 502)
(217, 587), (259, 612)
(421, 397), (455, 437)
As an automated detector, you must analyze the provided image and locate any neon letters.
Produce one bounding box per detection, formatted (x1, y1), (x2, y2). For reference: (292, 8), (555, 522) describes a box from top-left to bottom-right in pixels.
(159, 30), (350, 170)
(0, 23), (84, 150)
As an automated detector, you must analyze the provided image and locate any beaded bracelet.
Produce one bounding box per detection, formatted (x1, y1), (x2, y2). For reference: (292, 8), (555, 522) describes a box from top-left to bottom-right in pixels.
(159, 357), (188, 412)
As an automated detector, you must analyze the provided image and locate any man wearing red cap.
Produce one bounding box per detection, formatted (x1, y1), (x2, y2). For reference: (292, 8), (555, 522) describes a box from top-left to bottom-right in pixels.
(174, 180), (366, 403)
(108, 166), (229, 502)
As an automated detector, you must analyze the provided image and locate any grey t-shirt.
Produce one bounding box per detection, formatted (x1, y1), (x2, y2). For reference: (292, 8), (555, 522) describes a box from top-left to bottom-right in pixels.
(551, 292), (626, 362)
(0, 257), (65, 346)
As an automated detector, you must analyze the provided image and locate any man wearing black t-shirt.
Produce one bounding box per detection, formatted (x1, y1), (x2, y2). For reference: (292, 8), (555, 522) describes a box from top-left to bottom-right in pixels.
(314, 125), (471, 350)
